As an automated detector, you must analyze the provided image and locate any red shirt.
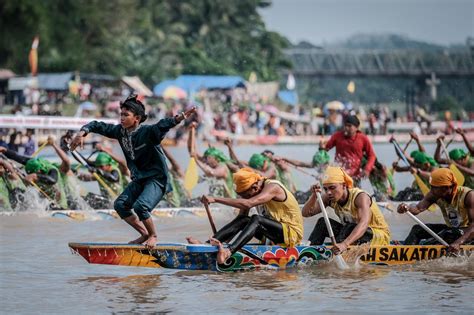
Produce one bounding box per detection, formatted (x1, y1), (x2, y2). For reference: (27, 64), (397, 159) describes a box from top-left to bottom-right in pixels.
(325, 130), (376, 179)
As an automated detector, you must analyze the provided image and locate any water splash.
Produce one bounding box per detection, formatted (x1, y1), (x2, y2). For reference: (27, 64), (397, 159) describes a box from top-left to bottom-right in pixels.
(13, 187), (50, 215)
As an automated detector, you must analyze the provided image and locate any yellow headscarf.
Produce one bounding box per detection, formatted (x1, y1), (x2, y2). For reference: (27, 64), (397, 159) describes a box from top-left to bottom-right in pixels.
(233, 167), (264, 193)
(430, 168), (458, 189)
(322, 166), (353, 188)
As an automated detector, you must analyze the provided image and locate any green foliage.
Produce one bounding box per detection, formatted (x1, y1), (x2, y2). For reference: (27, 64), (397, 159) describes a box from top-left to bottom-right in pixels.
(0, 0), (290, 85)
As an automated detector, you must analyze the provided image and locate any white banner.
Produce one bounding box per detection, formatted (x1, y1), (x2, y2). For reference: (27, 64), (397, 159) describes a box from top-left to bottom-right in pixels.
(0, 115), (118, 130)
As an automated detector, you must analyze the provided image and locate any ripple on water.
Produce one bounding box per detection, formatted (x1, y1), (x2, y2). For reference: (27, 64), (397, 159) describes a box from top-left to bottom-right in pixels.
(1, 214), (474, 313)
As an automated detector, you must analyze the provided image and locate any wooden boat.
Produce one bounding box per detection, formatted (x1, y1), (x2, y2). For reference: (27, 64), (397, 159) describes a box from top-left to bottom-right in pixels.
(69, 242), (333, 272)
(68, 242), (473, 271)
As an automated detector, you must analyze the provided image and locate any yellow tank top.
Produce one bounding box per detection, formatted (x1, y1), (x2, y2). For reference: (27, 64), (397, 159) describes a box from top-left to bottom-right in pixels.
(260, 179), (304, 246)
(329, 187), (391, 245)
(436, 186), (472, 228)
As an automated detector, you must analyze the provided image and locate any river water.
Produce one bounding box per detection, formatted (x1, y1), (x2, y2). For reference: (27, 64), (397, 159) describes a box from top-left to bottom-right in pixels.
(1, 142), (473, 313)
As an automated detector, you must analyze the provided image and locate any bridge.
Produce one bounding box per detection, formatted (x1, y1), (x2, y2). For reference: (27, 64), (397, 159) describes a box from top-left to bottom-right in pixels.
(284, 48), (474, 78)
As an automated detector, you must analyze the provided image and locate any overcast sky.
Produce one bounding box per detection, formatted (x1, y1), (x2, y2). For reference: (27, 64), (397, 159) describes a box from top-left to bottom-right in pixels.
(259, 0), (474, 46)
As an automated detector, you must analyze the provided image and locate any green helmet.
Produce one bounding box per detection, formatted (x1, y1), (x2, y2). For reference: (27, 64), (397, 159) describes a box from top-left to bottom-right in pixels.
(203, 147), (228, 163)
(412, 151), (428, 165)
(312, 150), (330, 166)
(410, 150), (422, 159)
(449, 148), (467, 161)
(248, 153), (268, 170)
(95, 152), (114, 167)
(25, 158), (53, 174)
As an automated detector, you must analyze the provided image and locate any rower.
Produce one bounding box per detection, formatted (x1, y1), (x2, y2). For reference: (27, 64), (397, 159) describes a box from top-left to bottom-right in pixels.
(248, 153), (278, 179)
(188, 124), (237, 198)
(71, 94), (196, 248)
(323, 115), (376, 185)
(162, 145), (190, 207)
(188, 167), (303, 264)
(46, 136), (86, 209)
(397, 168), (474, 251)
(455, 128), (474, 156)
(77, 151), (125, 205)
(434, 136), (473, 189)
(393, 150), (438, 191)
(367, 159), (396, 201)
(223, 138), (280, 183)
(302, 166), (391, 254)
(0, 156), (25, 210)
(0, 146), (68, 209)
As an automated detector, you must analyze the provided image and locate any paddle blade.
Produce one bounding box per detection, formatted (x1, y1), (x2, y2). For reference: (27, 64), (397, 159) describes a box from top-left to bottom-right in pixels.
(184, 158), (199, 192)
(334, 254), (349, 270)
(449, 164), (465, 186)
(414, 174), (430, 196)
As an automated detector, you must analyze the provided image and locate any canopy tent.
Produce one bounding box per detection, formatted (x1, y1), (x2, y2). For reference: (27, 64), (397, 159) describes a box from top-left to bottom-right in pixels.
(38, 72), (74, 90)
(8, 77), (35, 91)
(154, 75), (246, 97)
(278, 90), (298, 106)
(245, 82), (279, 102)
(8, 72), (73, 91)
(122, 76), (153, 97)
(0, 69), (15, 80)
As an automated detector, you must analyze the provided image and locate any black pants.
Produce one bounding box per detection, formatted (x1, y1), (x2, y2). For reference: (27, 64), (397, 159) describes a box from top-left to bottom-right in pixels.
(214, 214), (284, 254)
(404, 224), (464, 245)
(308, 217), (373, 245)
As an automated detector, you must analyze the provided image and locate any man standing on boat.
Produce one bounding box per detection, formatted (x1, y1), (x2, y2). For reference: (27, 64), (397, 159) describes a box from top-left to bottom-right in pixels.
(323, 115), (376, 184)
(398, 168), (474, 251)
(70, 94), (196, 248)
(302, 166), (391, 254)
(188, 167), (303, 264)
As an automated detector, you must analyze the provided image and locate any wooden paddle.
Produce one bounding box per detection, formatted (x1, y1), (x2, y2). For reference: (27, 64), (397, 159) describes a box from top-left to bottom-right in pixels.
(202, 201), (217, 234)
(31, 141), (48, 157)
(397, 138), (413, 163)
(391, 138), (430, 195)
(316, 191), (349, 269)
(203, 200), (269, 265)
(184, 125), (199, 193)
(0, 153), (64, 209)
(405, 212), (449, 246)
(439, 139), (465, 186)
(287, 163), (319, 179)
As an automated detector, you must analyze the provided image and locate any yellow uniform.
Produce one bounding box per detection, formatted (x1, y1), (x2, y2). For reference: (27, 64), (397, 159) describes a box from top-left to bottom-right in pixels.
(436, 186), (472, 228)
(329, 187), (391, 245)
(260, 179), (304, 246)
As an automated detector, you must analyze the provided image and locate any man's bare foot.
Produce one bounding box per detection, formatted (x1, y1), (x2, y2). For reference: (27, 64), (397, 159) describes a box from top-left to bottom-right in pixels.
(209, 238), (232, 264)
(128, 234), (148, 244)
(186, 236), (202, 244)
(143, 235), (157, 249)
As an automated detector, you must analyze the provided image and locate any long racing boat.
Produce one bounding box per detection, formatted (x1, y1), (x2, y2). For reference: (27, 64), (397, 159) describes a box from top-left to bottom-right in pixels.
(68, 242), (473, 272)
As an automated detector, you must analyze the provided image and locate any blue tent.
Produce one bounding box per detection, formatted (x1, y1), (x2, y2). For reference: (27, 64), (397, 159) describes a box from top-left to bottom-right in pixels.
(278, 90), (298, 106)
(153, 75), (246, 96)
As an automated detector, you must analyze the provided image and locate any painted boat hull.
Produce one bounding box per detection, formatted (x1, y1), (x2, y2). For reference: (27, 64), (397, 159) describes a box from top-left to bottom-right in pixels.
(68, 242), (473, 271)
(69, 242), (332, 272)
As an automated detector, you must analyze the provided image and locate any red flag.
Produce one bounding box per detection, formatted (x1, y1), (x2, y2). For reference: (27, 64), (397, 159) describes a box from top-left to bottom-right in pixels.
(29, 36), (39, 76)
